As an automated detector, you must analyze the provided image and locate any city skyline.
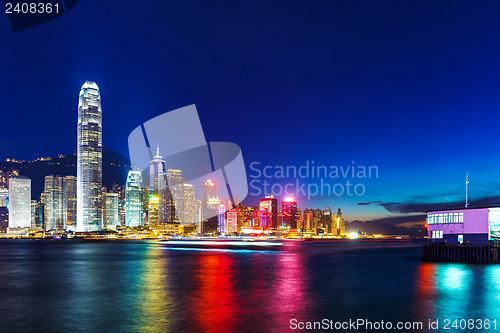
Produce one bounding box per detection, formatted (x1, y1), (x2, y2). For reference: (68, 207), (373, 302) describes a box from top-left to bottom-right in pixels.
(3, 1), (500, 227)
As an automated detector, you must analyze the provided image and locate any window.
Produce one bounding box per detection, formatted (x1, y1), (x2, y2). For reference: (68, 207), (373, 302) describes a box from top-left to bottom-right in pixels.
(432, 230), (443, 239)
(459, 213), (463, 223)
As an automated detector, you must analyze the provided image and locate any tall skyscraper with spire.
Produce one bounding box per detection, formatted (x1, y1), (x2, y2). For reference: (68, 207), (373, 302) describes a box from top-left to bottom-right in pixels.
(77, 81), (102, 232)
(148, 146), (173, 224)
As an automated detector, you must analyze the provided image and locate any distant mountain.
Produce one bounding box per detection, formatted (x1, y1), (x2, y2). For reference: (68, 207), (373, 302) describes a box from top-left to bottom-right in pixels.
(346, 220), (426, 238)
(0, 149), (131, 200)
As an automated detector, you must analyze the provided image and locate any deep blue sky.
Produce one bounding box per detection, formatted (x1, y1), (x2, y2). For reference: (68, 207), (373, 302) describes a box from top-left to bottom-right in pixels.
(2, 1), (500, 224)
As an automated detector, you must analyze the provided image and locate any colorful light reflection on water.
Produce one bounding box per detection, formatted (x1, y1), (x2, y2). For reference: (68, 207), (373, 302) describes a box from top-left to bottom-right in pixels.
(1, 240), (500, 332)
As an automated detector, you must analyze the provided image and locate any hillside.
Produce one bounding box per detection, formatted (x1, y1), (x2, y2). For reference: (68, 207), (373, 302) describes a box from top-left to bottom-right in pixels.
(0, 149), (131, 200)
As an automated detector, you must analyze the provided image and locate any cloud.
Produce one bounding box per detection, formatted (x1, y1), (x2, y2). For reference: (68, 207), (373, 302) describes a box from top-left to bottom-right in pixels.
(357, 201), (382, 206)
(360, 194), (500, 214)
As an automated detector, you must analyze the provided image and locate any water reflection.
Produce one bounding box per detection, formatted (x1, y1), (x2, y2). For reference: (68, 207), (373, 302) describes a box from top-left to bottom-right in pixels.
(187, 253), (238, 332)
(267, 251), (313, 330)
(413, 262), (500, 331)
(134, 246), (174, 332)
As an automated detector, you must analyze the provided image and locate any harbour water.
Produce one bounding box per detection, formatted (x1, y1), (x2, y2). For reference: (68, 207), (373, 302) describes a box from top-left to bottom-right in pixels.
(0, 239), (498, 332)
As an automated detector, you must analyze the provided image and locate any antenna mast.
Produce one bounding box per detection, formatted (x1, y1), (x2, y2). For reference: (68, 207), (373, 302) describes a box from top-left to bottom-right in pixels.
(465, 171), (469, 208)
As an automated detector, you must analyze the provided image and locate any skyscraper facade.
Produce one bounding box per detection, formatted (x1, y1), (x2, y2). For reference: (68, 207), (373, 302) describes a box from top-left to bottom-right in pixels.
(103, 192), (119, 229)
(202, 179), (217, 220)
(218, 203), (226, 233)
(125, 170), (143, 227)
(180, 183), (195, 224)
(8, 176), (31, 228)
(63, 176), (77, 231)
(281, 198), (298, 229)
(149, 147), (173, 224)
(44, 175), (63, 231)
(259, 195), (278, 229)
(77, 81), (102, 232)
(166, 169), (184, 221)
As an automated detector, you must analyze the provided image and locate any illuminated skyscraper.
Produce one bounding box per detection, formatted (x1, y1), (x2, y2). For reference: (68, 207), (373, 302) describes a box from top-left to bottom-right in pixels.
(0, 188), (8, 207)
(180, 183), (195, 224)
(77, 81), (102, 232)
(259, 195), (278, 229)
(44, 175), (76, 231)
(64, 176), (77, 231)
(8, 176), (31, 228)
(336, 208), (345, 236)
(218, 203), (226, 233)
(202, 180), (217, 220)
(323, 207), (333, 234)
(125, 170), (143, 227)
(149, 147), (174, 224)
(166, 169), (184, 221)
(103, 192), (119, 229)
(281, 197), (297, 229)
(44, 176), (64, 231)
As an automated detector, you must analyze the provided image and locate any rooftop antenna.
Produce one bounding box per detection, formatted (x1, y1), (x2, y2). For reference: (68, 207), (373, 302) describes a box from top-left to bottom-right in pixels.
(156, 143), (160, 156)
(465, 171), (469, 208)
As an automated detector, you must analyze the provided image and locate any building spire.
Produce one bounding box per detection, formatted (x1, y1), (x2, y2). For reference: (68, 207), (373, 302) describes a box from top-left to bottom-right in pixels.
(156, 143), (160, 157)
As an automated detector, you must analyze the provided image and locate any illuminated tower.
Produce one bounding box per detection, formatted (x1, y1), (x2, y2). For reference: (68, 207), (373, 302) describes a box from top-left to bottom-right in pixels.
(166, 169), (184, 221)
(125, 170), (143, 227)
(43, 176), (64, 231)
(281, 197), (297, 229)
(202, 179), (217, 220)
(149, 146), (174, 224)
(103, 192), (119, 229)
(63, 176), (77, 231)
(77, 81), (102, 232)
(8, 176), (31, 228)
(336, 208), (345, 236)
(218, 203), (226, 233)
(180, 183), (195, 224)
(259, 195), (278, 229)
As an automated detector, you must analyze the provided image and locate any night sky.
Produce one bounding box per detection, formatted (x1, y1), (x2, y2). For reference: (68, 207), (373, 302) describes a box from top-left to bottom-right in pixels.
(2, 1), (500, 225)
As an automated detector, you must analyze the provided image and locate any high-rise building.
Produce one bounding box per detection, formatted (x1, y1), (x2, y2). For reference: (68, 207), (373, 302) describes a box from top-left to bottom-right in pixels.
(202, 179), (217, 220)
(259, 195), (278, 229)
(0, 207), (8, 233)
(44, 176), (64, 231)
(226, 207), (245, 233)
(166, 169), (184, 221)
(303, 208), (314, 230)
(180, 183), (195, 224)
(281, 197), (297, 229)
(43, 175), (76, 231)
(77, 81), (102, 232)
(149, 147), (173, 224)
(0, 188), (8, 207)
(125, 170), (143, 227)
(103, 192), (119, 229)
(8, 176), (31, 228)
(64, 176), (77, 231)
(323, 207), (333, 234)
(218, 203), (226, 233)
(336, 208), (345, 236)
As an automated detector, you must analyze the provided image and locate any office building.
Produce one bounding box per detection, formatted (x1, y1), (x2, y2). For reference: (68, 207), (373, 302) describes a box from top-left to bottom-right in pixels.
(125, 170), (143, 227)
(77, 81), (103, 232)
(202, 179), (217, 220)
(259, 195), (278, 229)
(8, 176), (31, 228)
(281, 197), (297, 229)
(103, 192), (119, 229)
